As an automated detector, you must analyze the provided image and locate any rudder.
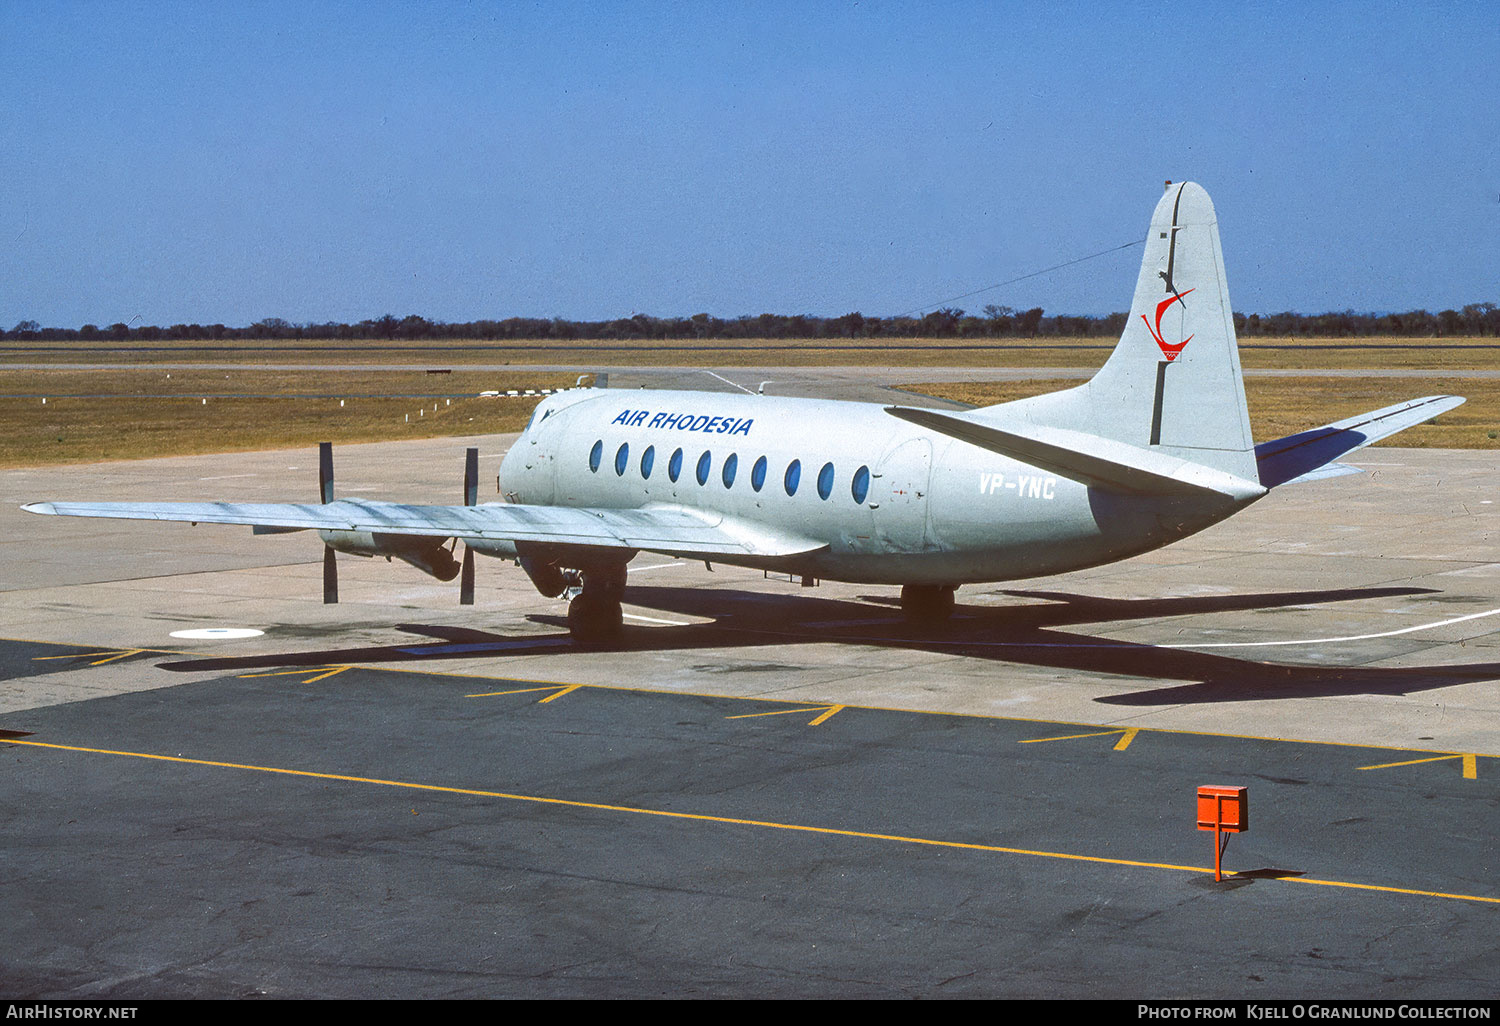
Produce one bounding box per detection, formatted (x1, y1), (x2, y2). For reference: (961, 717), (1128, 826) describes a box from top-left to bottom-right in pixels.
(986, 181), (1256, 481)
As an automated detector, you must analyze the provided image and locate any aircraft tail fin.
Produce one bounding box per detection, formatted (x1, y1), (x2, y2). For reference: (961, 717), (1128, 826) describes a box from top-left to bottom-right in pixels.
(982, 181), (1256, 482)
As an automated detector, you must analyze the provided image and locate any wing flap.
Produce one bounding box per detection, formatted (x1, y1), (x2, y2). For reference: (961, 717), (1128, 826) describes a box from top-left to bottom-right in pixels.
(21, 498), (825, 559)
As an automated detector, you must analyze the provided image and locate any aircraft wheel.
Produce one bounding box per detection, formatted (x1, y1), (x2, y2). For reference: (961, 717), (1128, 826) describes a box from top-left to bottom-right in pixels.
(568, 591), (623, 646)
(901, 584), (957, 625)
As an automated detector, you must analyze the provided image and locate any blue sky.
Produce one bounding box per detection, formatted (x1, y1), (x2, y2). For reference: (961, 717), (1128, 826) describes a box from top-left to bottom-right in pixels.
(2, 1), (1496, 328)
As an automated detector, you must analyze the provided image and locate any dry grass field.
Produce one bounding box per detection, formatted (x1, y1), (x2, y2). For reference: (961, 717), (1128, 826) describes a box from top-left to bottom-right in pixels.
(0, 369), (573, 467)
(2, 337), (1495, 465)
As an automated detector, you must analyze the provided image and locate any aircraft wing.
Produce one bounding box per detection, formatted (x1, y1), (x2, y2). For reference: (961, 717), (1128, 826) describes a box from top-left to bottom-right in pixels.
(1254, 395), (1464, 489)
(20, 498), (826, 560)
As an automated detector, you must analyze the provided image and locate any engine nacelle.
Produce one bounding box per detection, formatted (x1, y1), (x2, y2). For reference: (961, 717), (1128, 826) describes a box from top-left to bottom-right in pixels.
(465, 538), (519, 559)
(517, 554), (570, 598)
(318, 530), (462, 581)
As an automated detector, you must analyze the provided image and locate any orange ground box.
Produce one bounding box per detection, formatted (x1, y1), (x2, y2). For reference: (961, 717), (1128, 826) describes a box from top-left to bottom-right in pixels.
(1197, 785), (1249, 832)
(1197, 785), (1249, 881)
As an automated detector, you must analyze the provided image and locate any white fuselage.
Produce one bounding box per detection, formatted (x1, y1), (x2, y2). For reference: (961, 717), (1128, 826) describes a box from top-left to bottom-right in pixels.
(496, 389), (1237, 586)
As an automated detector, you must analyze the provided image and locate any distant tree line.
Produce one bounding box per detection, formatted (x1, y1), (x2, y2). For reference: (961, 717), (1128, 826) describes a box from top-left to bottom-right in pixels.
(5, 303), (1500, 342)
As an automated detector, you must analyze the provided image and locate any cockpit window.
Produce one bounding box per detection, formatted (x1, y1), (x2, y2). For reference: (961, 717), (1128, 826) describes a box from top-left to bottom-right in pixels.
(525, 406), (553, 434)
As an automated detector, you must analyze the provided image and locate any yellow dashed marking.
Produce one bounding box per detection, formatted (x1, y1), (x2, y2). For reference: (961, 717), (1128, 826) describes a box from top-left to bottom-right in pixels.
(32, 648), (148, 667)
(1359, 753), (1480, 779)
(1022, 727), (1139, 751)
(466, 683), (582, 703)
(7, 634), (1494, 776)
(467, 684), (573, 699)
(537, 684), (582, 704)
(6, 737), (1497, 907)
(238, 665), (354, 684)
(727, 704), (843, 726)
(808, 705), (845, 726)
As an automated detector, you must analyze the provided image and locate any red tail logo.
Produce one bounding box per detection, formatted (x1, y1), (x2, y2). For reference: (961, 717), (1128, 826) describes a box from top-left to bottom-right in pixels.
(1142, 288), (1195, 361)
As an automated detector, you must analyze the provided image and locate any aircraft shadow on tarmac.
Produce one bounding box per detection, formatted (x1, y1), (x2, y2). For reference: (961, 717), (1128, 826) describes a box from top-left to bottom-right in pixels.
(155, 584), (1500, 706)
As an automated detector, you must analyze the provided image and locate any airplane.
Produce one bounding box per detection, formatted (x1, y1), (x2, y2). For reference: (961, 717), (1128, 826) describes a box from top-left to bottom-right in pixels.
(23, 181), (1464, 645)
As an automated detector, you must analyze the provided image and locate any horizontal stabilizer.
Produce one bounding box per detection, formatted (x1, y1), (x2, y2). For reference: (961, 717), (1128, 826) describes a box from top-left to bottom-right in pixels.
(884, 406), (1266, 501)
(1277, 461), (1362, 487)
(1255, 395), (1464, 489)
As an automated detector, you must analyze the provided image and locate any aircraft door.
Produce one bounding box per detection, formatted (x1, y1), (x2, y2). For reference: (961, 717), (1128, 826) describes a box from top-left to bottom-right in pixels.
(870, 436), (933, 553)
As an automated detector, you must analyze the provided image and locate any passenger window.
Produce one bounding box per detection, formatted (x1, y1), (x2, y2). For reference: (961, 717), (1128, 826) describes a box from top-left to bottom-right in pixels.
(696, 451), (712, 486)
(641, 445), (655, 479)
(615, 442), (630, 476)
(784, 459), (801, 496)
(668, 447), (684, 482)
(722, 453), (738, 488)
(851, 465), (870, 504)
(817, 462), (834, 500)
(751, 455), (767, 492)
(589, 440), (603, 472)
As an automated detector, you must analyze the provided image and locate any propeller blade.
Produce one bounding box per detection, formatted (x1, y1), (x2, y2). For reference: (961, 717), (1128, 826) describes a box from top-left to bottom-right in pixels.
(323, 545), (338, 604)
(459, 547), (475, 605)
(318, 441), (334, 504)
(459, 447), (479, 605)
(319, 443), (338, 603)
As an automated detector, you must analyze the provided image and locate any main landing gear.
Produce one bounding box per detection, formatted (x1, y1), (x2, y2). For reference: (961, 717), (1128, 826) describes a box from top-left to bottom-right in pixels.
(566, 563), (628, 646)
(901, 583), (957, 626)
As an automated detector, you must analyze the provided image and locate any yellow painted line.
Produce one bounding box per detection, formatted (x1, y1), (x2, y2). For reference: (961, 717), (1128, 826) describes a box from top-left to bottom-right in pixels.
(388, 657), (1499, 765)
(5, 636), (1496, 769)
(33, 648), (147, 666)
(1280, 875), (1500, 905)
(1020, 729), (1123, 743)
(237, 665), (353, 684)
(1359, 755), (1456, 770)
(537, 684), (582, 704)
(808, 705), (845, 726)
(466, 684), (578, 699)
(6, 737), (1498, 907)
(238, 667), (330, 678)
(301, 666), (354, 684)
(726, 706), (822, 720)
(1358, 754), (1479, 778)
(726, 704), (840, 726)
(1020, 726), (1134, 750)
